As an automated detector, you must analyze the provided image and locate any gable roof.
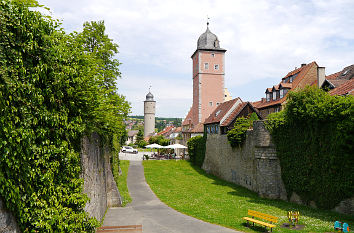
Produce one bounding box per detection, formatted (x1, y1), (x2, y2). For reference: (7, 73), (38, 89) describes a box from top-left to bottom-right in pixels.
(325, 64), (354, 96)
(190, 123), (204, 133)
(182, 108), (193, 126)
(203, 98), (241, 125)
(329, 79), (354, 96)
(256, 62), (317, 109)
(221, 102), (261, 126)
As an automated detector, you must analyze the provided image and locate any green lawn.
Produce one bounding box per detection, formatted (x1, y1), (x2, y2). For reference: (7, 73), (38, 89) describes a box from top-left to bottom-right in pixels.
(116, 160), (132, 206)
(143, 160), (353, 233)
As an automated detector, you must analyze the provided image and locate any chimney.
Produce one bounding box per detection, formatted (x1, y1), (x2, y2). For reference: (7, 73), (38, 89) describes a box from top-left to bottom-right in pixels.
(317, 67), (325, 88)
(301, 63), (306, 67)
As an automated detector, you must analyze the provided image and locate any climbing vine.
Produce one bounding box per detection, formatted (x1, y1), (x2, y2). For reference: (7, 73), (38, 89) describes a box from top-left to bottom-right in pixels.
(227, 113), (259, 148)
(266, 87), (354, 209)
(0, 0), (129, 231)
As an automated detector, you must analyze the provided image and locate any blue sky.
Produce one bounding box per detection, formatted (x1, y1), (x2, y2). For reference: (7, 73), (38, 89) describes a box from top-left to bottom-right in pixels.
(39, 0), (354, 118)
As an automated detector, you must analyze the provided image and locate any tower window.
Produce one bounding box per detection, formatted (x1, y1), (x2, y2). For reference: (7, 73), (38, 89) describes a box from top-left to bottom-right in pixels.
(211, 53), (215, 57)
(209, 101), (213, 106)
(214, 64), (219, 70)
(204, 63), (209, 70)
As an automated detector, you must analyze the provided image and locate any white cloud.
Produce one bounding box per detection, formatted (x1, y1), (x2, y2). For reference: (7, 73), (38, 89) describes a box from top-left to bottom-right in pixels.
(39, 0), (354, 117)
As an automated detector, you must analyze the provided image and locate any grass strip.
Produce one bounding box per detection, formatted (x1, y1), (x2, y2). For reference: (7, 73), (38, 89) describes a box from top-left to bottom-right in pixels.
(143, 160), (353, 233)
(116, 160), (132, 206)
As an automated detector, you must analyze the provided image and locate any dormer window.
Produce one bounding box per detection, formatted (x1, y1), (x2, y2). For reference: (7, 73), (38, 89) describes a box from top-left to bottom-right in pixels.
(273, 92), (276, 100)
(280, 89), (284, 98)
(266, 93), (271, 102)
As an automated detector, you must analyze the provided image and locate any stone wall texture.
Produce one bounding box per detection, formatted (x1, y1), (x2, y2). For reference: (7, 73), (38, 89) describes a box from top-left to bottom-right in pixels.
(0, 198), (20, 233)
(81, 132), (122, 222)
(203, 120), (353, 215)
(203, 120), (287, 200)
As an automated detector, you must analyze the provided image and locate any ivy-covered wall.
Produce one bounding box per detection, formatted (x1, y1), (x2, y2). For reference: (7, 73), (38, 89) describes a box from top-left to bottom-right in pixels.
(266, 87), (354, 210)
(0, 0), (129, 231)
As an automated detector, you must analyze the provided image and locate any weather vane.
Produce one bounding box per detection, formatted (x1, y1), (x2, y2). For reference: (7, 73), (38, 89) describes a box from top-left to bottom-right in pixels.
(149, 85), (152, 92)
(207, 15), (210, 26)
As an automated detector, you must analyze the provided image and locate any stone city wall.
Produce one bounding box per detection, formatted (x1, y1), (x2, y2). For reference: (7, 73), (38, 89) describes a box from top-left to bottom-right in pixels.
(202, 120), (287, 200)
(203, 120), (353, 215)
(81, 132), (122, 222)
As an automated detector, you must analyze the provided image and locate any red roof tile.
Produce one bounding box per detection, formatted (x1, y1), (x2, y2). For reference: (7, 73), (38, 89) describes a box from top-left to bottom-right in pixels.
(254, 97), (284, 109)
(279, 83), (292, 89)
(182, 108), (193, 126)
(258, 62), (317, 109)
(190, 123), (204, 133)
(326, 71), (341, 80)
(221, 102), (246, 126)
(252, 100), (263, 108)
(329, 79), (354, 96)
(203, 98), (240, 124)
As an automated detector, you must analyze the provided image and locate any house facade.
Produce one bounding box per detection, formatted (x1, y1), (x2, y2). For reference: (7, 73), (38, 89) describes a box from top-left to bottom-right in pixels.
(126, 130), (139, 145)
(253, 62), (325, 118)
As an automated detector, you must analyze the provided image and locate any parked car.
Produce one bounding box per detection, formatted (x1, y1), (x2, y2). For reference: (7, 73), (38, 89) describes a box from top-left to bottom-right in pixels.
(121, 146), (138, 154)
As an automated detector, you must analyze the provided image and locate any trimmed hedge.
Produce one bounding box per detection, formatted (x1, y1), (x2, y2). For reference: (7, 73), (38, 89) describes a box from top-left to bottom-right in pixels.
(187, 135), (206, 167)
(266, 87), (354, 209)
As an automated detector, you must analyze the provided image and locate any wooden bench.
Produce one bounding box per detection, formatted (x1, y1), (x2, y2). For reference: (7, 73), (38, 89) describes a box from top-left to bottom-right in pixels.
(242, 210), (277, 232)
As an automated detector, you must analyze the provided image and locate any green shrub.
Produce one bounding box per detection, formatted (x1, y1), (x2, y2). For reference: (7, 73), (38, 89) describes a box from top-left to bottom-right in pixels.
(227, 114), (259, 148)
(187, 136), (206, 167)
(266, 87), (354, 209)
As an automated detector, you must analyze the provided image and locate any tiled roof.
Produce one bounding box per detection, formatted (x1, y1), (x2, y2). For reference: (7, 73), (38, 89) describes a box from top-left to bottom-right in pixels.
(329, 79), (349, 88)
(157, 126), (175, 136)
(174, 127), (182, 133)
(279, 83), (292, 89)
(203, 98), (239, 124)
(182, 108), (193, 126)
(266, 88), (272, 93)
(272, 84), (280, 91)
(326, 71), (341, 80)
(257, 62), (316, 109)
(329, 79), (354, 96)
(254, 97), (284, 109)
(190, 123), (204, 133)
(252, 100), (262, 108)
(221, 102), (246, 126)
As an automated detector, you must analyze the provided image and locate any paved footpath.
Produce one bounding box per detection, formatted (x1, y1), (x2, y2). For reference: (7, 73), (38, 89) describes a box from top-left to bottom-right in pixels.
(103, 160), (242, 233)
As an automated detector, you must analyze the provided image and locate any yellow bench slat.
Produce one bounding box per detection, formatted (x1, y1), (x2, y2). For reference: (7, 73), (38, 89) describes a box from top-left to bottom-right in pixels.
(248, 210), (278, 223)
(242, 217), (276, 228)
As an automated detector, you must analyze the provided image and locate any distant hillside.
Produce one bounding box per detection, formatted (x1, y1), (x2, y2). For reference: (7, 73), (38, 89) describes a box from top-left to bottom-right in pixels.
(128, 116), (182, 131)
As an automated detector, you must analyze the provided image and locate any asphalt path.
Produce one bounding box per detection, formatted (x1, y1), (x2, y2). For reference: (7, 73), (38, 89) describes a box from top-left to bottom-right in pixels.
(103, 159), (242, 233)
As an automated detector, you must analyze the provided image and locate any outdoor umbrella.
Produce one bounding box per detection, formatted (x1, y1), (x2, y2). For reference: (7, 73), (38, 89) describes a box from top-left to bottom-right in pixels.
(164, 143), (187, 159)
(145, 143), (163, 157)
(164, 143), (187, 149)
(145, 143), (163, 148)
